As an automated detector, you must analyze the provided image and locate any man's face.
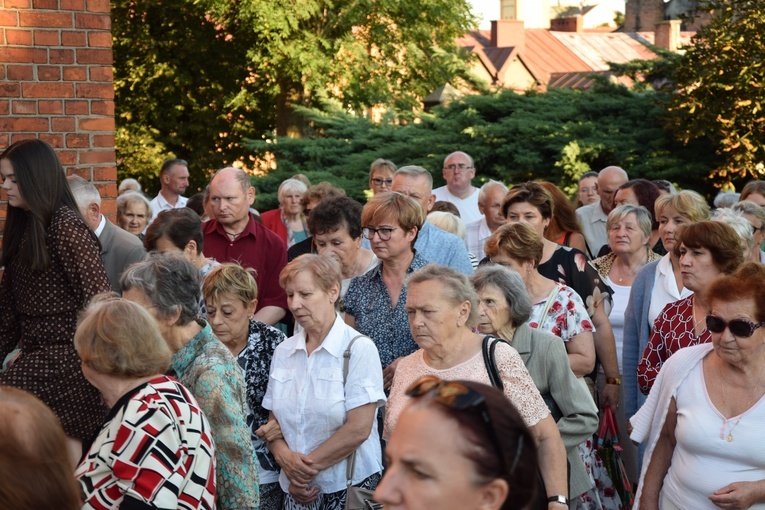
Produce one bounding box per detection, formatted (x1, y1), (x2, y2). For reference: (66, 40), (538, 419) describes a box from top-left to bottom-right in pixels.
(209, 173), (254, 228)
(164, 164), (189, 196)
(392, 174), (434, 215)
(442, 153), (475, 191)
(598, 171), (628, 214)
(479, 187), (507, 231)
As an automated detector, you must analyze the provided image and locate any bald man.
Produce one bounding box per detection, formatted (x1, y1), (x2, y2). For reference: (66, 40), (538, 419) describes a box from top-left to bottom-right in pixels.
(432, 151), (482, 224)
(576, 166), (628, 258)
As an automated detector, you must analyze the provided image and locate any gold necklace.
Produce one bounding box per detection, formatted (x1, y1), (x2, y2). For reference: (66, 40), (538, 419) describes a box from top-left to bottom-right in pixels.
(718, 361), (764, 442)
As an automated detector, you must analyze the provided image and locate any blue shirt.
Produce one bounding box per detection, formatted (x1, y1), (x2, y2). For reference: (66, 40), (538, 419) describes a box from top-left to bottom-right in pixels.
(344, 253), (428, 368)
(414, 221), (474, 275)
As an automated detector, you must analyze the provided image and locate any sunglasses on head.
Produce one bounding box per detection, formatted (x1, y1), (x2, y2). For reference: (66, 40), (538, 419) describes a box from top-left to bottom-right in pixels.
(706, 314), (765, 338)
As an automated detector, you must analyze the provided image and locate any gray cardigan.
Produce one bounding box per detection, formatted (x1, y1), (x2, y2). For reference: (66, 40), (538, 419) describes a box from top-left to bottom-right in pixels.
(511, 323), (599, 499)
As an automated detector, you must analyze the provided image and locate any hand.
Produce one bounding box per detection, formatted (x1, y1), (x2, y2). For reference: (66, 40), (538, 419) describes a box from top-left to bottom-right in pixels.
(383, 357), (401, 391)
(709, 481), (765, 509)
(255, 419), (283, 443)
(288, 482), (320, 505)
(600, 382), (620, 414)
(276, 450), (319, 487)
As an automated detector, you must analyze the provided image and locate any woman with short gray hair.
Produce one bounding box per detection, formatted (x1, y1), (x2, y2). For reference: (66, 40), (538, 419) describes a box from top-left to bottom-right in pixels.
(121, 253), (260, 510)
(261, 178), (309, 247)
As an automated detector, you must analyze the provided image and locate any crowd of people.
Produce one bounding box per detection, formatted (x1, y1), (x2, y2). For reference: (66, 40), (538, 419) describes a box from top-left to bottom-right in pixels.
(2, 137), (765, 510)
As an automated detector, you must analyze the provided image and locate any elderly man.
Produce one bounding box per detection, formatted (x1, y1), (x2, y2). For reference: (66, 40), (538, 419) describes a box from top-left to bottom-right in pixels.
(465, 180), (508, 260)
(202, 167), (287, 325)
(150, 158), (190, 222)
(432, 151), (482, 224)
(67, 175), (146, 292)
(575, 166), (628, 258)
(391, 166), (473, 275)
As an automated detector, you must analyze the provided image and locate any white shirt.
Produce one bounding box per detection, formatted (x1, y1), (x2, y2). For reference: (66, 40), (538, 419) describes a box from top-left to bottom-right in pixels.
(94, 214), (106, 237)
(465, 217), (492, 260)
(575, 201), (608, 258)
(150, 192), (188, 222)
(648, 253), (692, 326)
(606, 277), (630, 374)
(262, 315), (386, 493)
(432, 186), (482, 224)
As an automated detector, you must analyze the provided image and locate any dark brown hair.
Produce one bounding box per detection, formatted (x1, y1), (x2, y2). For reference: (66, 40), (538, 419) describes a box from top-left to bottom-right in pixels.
(673, 221), (745, 274)
(538, 181), (582, 241)
(708, 262), (765, 322)
(502, 182), (554, 220)
(616, 179), (662, 230)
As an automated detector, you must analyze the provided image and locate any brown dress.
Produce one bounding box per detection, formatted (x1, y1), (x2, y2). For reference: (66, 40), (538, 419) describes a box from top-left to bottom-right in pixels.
(0, 206), (111, 440)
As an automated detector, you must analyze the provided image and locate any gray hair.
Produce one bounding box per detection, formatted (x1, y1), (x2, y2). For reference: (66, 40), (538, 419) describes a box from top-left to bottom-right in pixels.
(478, 180), (508, 205)
(444, 151), (474, 168)
(607, 204), (652, 240)
(277, 178), (308, 203)
(118, 178), (142, 195)
(212, 166), (253, 193)
(67, 175), (101, 207)
(117, 191), (153, 219)
(713, 191), (740, 209)
(732, 200), (765, 229)
(470, 265), (533, 327)
(406, 264), (478, 328)
(712, 207), (755, 250)
(120, 252), (201, 326)
(395, 165), (433, 189)
(427, 211), (466, 240)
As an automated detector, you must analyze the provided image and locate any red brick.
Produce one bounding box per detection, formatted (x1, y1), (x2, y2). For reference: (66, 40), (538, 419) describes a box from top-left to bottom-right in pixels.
(5, 0), (31, 8)
(93, 134), (114, 148)
(0, 101), (9, 115)
(89, 66), (112, 82)
(80, 150), (116, 165)
(61, 0), (85, 9)
(61, 30), (86, 46)
(0, 10), (19, 27)
(38, 66), (61, 81)
(76, 83), (113, 99)
(75, 13), (110, 30)
(78, 117), (114, 131)
(11, 100), (37, 115)
(86, 0), (110, 13)
(0, 32), (4, 45)
(90, 99), (114, 116)
(66, 133), (89, 148)
(76, 48), (112, 64)
(0, 117), (49, 131)
(33, 0), (59, 8)
(87, 31), (111, 48)
(95, 182), (118, 199)
(0, 67), (4, 80)
(65, 99), (88, 114)
(6, 29), (32, 45)
(50, 49), (75, 64)
(63, 67), (87, 81)
(101, 199), (116, 216)
(40, 133), (64, 148)
(11, 133), (38, 144)
(39, 100), (64, 114)
(0, 47), (48, 63)
(52, 117), (76, 132)
(94, 166), (117, 182)
(68, 167), (91, 179)
(0, 83), (21, 97)
(34, 29), (60, 46)
(57, 150), (77, 165)
(19, 12), (73, 29)
(23, 82), (75, 98)
(7, 65), (34, 81)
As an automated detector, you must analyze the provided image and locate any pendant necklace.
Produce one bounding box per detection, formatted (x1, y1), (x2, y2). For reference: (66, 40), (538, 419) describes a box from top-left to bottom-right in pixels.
(718, 361), (764, 442)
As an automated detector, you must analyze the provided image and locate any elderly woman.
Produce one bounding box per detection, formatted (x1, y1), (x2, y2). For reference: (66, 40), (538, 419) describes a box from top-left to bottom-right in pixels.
(344, 192), (427, 389)
(631, 262), (765, 510)
(501, 182), (620, 411)
(732, 200), (765, 263)
(116, 191), (153, 238)
(262, 254), (385, 508)
(484, 222), (596, 377)
(121, 254), (259, 510)
(261, 178), (309, 247)
(385, 264), (569, 509)
(288, 182), (346, 261)
(611, 179), (663, 255)
(472, 265), (600, 508)
(202, 264), (286, 510)
(637, 221), (745, 395)
(118, 177), (142, 195)
(73, 297), (216, 509)
(711, 207), (756, 262)
(375, 377), (539, 510)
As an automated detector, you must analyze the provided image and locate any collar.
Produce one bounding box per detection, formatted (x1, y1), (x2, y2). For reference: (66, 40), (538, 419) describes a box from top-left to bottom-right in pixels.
(206, 213), (259, 240)
(286, 314), (347, 358)
(510, 323), (533, 355)
(94, 215), (106, 237)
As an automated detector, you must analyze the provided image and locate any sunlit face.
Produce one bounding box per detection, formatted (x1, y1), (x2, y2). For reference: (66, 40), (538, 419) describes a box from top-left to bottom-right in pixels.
(678, 244), (722, 292)
(608, 213), (648, 256)
(476, 285), (512, 336)
(0, 158), (29, 210)
(504, 201), (549, 238)
(374, 403), (504, 510)
(370, 170), (394, 196)
(392, 174), (434, 215)
(121, 201), (149, 235)
(164, 164), (189, 196)
(313, 226), (362, 279)
(658, 205), (690, 253)
(206, 292), (255, 353)
(578, 176), (598, 206)
(614, 187), (639, 208)
(285, 271), (339, 331)
(406, 280), (470, 350)
(366, 216), (416, 262)
(280, 189), (304, 216)
(209, 172), (255, 229)
(442, 153), (475, 191)
(479, 187), (507, 231)
(710, 299), (765, 366)
(743, 192), (765, 207)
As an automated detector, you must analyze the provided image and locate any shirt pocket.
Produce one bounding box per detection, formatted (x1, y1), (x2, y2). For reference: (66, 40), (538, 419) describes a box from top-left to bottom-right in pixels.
(270, 367), (295, 400)
(313, 368), (344, 400)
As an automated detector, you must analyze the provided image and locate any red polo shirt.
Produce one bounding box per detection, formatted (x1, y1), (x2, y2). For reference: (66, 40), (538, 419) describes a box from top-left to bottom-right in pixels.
(203, 213), (288, 312)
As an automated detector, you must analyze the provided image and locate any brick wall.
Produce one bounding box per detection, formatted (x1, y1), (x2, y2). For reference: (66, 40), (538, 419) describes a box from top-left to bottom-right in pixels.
(0, 0), (116, 231)
(624, 0), (666, 32)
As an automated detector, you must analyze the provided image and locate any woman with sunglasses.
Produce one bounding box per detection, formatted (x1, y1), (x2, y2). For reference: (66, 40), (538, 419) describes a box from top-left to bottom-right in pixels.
(385, 264), (569, 509)
(631, 262), (765, 510)
(375, 376), (540, 510)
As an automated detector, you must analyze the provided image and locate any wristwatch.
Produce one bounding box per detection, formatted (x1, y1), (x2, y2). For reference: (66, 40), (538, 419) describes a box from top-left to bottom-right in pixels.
(606, 377), (621, 385)
(547, 495), (569, 506)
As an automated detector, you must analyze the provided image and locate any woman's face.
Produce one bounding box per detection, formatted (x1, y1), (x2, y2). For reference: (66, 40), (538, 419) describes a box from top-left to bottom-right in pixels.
(206, 292), (255, 352)
(370, 170), (394, 196)
(121, 201), (149, 235)
(374, 403), (506, 510)
(578, 177), (598, 206)
(476, 285), (512, 336)
(608, 212), (648, 256)
(406, 280), (470, 350)
(678, 244), (723, 292)
(285, 270), (338, 331)
(488, 253), (532, 285)
(744, 192), (765, 207)
(505, 201), (550, 238)
(710, 298), (765, 367)
(313, 226), (362, 278)
(153, 235), (196, 264)
(658, 205), (690, 253)
(0, 158), (29, 210)
(281, 189), (304, 216)
(366, 216), (416, 262)
(614, 187), (639, 208)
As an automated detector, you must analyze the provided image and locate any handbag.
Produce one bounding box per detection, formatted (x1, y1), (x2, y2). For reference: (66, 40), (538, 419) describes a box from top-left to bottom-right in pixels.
(343, 335), (383, 510)
(596, 406), (634, 509)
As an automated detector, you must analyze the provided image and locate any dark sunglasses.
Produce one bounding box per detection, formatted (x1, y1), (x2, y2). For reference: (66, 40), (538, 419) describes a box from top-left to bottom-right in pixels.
(706, 314), (765, 338)
(406, 375), (522, 474)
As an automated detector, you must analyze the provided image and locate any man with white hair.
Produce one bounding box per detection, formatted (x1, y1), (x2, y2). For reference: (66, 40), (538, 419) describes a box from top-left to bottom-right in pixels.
(432, 151), (482, 224)
(465, 180), (508, 260)
(576, 166), (629, 258)
(67, 175), (146, 291)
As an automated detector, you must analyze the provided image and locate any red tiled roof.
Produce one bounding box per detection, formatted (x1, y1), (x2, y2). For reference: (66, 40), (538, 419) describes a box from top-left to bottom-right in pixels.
(549, 31), (658, 70)
(522, 29), (591, 84)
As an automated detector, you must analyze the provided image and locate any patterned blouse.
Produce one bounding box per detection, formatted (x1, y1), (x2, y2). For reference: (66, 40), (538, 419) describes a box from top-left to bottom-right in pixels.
(344, 252), (428, 368)
(527, 283), (595, 341)
(237, 319), (286, 485)
(171, 321), (259, 510)
(76, 376), (216, 509)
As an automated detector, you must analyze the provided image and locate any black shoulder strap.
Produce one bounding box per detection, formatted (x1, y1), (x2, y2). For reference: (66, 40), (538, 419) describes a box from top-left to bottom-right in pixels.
(482, 335), (511, 391)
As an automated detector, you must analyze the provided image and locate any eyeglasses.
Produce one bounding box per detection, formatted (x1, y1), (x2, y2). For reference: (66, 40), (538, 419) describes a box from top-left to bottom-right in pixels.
(444, 164), (474, 173)
(362, 226), (398, 241)
(706, 314), (765, 338)
(405, 375), (522, 474)
(371, 178), (393, 186)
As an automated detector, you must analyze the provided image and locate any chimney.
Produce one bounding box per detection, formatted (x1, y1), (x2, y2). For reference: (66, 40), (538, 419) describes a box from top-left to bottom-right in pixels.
(550, 16), (584, 33)
(491, 19), (525, 52)
(654, 20), (682, 52)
